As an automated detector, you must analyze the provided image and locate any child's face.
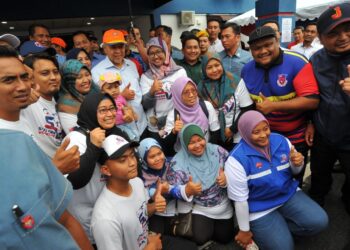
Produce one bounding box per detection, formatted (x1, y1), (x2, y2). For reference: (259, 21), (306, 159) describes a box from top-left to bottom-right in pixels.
(102, 81), (120, 99)
(103, 148), (138, 181)
(146, 146), (165, 170)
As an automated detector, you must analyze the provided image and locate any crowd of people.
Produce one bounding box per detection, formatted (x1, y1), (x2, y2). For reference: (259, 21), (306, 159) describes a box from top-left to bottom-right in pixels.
(1, 2), (350, 250)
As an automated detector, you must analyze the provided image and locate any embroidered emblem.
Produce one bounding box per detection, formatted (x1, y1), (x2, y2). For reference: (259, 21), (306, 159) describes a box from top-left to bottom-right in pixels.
(277, 74), (288, 87)
(21, 215), (35, 230)
(331, 6), (342, 20)
(281, 154), (288, 163)
(256, 162), (263, 168)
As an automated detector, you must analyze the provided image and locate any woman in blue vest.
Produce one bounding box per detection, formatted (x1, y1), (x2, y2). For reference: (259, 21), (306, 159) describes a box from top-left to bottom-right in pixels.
(225, 110), (328, 250)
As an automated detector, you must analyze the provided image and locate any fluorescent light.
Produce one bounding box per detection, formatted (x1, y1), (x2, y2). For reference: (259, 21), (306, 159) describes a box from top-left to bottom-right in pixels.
(87, 22), (91, 25)
(1, 21), (7, 24)
(90, 17), (95, 20)
(9, 26), (14, 30)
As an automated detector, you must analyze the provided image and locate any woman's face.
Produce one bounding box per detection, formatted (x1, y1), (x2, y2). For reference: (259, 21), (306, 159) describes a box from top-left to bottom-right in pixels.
(148, 46), (166, 67)
(146, 146), (166, 170)
(250, 121), (271, 147)
(205, 59), (223, 80)
(96, 98), (116, 129)
(75, 68), (91, 94)
(181, 82), (198, 107)
(187, 134), (206, 157)
(77, 51), (92, 69)
(102, 82), (120, 99)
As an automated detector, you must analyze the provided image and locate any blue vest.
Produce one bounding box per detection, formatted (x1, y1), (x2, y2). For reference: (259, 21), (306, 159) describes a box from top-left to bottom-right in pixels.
(231, 133), (298, 212)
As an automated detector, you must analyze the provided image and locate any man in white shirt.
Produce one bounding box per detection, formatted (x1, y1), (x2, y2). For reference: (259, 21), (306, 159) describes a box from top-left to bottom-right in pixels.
(291, 23), (323, 59)
(21, 53), (79, 174)
(207, 16), (224, 53)
(92, 29), (147, 137)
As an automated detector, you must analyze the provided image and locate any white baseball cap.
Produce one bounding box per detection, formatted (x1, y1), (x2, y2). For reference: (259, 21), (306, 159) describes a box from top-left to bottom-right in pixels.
(0, 34), (20, 48)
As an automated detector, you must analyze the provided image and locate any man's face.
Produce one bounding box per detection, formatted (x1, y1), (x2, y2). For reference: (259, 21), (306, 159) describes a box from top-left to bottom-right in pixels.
(182, 39), (200, 64)
(32, 59), (61, 100)
(320, 22), (350, 54)
(30, 26), (51, 47)
(304, 25), (318, 43)
(250, 37), (280, 66)
(73, 34), (92, 54)
(221, 27), (240, 51)
(207, 21), (221, 40)
(0, 57), (31, 120)
(104, 44), (126, 66)
(293, 29), (304, 42)
(263, 23), (281, 40)
(199, 36), (210, 53)
(102, 148), (138, 181)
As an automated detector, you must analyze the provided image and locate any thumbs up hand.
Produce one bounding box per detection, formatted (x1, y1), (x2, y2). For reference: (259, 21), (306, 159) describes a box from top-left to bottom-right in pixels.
(172, 114), (183, 134)
(122, 83), (135, 100)
(185, 176), (202, 197)
(90, 127), (106, 148)
(256, 92), (275, 115)
(339, 65), (350, 96)
(289, 145), (304, 167)
(52, 138), (80, 174)
(154, 179), (167, 213)
(216, 168), (226, 187)
(150, 75), (163, 96)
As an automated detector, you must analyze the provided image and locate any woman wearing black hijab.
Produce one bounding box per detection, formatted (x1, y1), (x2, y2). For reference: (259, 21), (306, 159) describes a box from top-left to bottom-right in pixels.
(65, 92), (128, 244)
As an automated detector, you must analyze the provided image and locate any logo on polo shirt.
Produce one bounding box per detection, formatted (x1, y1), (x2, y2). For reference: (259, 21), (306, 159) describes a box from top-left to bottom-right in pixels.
(256, 162), (263, 168)
(281, 153), (288, 163)
(277, 74), (288, 87)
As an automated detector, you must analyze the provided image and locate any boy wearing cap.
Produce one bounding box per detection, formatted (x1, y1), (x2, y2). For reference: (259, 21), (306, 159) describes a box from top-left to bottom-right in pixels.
(241, 26), (320, 185)
(308, 3), (350, 213)
(91, 135), (164, 250)
(99, 71), (139, 141)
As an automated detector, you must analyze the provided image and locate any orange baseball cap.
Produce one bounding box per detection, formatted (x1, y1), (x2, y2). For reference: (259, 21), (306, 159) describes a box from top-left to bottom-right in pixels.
(51, 37), (67, 48)
(103, 29), (127, 45)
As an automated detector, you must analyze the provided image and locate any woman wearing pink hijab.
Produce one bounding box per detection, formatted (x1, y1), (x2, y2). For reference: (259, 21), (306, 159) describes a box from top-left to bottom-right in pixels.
(225, 110), (328, 250)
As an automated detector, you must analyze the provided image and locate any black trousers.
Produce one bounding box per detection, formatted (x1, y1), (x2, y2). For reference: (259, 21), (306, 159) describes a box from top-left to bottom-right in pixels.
(192, 214), (235, 245)
(293, 141), (309, 187)
(149, 215), (173, 236)
(309, 131), (350, 209)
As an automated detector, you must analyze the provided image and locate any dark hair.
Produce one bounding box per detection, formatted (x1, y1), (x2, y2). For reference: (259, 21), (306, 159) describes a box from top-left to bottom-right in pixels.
(162, 25), (172, 36)
(23, 53), (59, 70)
(294, 26), (304, 32)
(207, 16), (223, 26)
(28, 23), (50, 37)
(0, 45), (20, 59)
(221, 22), (241, 35)
(181, 34), (199, 49)
(66, 48), (91, 61)
(262, 20), (280, 31)
(72, 30), (91, 41)
(305, 22), (317, 30)
(190, 28), (200, 35)
(149, 28), (155, 32)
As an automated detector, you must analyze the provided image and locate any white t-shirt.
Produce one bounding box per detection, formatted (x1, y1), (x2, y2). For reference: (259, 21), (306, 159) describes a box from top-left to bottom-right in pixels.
(0, 118), (34, 139)
(140, 68), (187, 133)
(208, 38), (224, 54)
(21, 97), (63, 158)
(91, 178), (149, 250)
(65, 131), (106, 243)
(291, 41), (323, 60)
(223, 79), (253, 143)
(163, 100), (220, 152)
(58, 112), (78, 135)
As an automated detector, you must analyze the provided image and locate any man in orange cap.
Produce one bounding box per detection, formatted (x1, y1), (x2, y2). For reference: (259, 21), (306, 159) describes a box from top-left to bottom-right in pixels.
(51, 37), (67, 66)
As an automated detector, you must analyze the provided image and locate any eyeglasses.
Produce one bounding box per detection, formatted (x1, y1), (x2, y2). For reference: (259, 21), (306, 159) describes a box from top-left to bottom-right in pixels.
(97, 106), (116, 115)
(182, 89), (197, 96)
(148, 50), (164, 58)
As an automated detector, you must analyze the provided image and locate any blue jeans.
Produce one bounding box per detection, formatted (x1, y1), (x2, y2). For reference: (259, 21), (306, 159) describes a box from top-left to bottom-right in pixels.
(250, 191), (328, 250)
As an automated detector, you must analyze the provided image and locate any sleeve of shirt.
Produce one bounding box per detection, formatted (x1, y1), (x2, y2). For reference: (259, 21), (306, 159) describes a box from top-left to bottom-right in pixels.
(205, 101), (220, 131)
(225, 156), (249, 202)
(58, 112), (78, 135)
(237, 79), (254, 108)
(234, 201), (250, 231)
(92, 219), (123, 250)
(39, 146), (73, 220)
(162, 109), (175, 137)
(293, 63), (319, 97)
